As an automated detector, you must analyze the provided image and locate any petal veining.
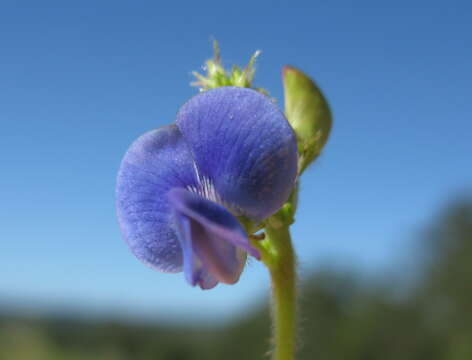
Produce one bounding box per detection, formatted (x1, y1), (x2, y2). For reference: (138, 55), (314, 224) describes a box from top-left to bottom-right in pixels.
(168, 188), (259, 289)
(116, 125), (198, 273)
(176, 87), (298, 221)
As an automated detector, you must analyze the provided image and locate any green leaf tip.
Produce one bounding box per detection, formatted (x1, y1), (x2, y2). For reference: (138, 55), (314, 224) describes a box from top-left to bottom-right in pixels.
(282, 65), (332, 173)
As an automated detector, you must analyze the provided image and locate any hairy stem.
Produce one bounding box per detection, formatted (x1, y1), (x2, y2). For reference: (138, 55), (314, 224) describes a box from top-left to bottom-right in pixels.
(264, 224), (297, 360)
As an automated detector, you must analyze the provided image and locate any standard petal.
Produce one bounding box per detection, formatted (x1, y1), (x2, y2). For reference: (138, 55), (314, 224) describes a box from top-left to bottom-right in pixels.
(116, 125), (198, 273)
(175, 87), (298, 221)
(168, 188), (259, 289)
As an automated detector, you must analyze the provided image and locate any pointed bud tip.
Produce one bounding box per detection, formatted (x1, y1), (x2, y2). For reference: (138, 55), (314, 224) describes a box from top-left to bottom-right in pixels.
(282, 65), (304, 79)
(282, 65), (294, 77)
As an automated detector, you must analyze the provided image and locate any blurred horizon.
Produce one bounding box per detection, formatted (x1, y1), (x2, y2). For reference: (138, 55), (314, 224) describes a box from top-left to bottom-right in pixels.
(1, 193), (471, 326)
(2, 197), (472, 359)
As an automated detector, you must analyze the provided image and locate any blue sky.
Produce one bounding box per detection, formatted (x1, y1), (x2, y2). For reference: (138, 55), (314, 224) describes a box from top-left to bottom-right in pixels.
(1, 0), (471, 323)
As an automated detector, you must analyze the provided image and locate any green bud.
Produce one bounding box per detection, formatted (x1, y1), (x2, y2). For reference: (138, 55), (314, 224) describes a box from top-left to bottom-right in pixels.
(282, 65), (332, 173)
(192, 41), (268, 95)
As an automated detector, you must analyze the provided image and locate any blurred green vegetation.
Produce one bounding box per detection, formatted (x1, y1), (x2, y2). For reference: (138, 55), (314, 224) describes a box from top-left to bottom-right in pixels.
(1, 200), (472, 360)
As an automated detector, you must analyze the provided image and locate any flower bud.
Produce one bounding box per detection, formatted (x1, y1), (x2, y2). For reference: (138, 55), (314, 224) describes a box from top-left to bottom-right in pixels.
(282, 66), (332, 173)
(192, 41), (267, 95)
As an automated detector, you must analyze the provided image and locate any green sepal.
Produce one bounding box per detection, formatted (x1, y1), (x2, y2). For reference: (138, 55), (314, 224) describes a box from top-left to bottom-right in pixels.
(192, 41), (268, 95)
(282, 65), (332, 174)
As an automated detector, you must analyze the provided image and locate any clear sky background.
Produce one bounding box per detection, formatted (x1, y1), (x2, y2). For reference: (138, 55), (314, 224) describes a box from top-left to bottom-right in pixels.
(1, 1), (471, 324)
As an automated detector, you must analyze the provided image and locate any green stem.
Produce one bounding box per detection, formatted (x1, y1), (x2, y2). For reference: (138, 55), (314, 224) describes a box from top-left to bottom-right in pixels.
(264, 224), (297, 360)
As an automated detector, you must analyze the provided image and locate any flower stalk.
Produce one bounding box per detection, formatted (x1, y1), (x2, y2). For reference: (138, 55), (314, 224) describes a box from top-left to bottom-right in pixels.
(249, 198), (297, 360)
(265, 224), (297, 360)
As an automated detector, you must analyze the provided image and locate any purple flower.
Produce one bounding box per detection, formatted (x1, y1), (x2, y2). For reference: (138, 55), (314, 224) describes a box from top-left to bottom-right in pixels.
(116, 87), (298, 289)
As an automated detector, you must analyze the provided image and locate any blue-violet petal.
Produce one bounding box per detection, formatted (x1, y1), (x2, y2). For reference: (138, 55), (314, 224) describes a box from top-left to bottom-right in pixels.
(175, 87), (298, 221)
(116, 125), (198, 273)
(168, 188), (259, 289)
